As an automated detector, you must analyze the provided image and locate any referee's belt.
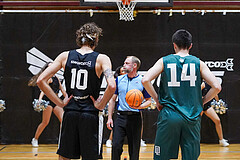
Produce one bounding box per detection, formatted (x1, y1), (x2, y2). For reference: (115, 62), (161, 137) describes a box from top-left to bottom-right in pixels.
(117, 111), (140, 115)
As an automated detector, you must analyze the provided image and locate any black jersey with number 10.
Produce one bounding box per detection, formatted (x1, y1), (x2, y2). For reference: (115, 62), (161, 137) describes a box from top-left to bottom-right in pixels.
(63, 50), (103, 112)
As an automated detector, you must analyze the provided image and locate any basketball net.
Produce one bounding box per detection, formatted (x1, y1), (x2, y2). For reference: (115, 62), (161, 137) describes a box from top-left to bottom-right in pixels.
(116, 0), (137, 21)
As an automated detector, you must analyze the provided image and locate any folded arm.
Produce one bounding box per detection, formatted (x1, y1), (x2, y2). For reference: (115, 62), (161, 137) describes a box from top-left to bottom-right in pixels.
(142, 58), (164, 110)
(37, 51), (71, 108)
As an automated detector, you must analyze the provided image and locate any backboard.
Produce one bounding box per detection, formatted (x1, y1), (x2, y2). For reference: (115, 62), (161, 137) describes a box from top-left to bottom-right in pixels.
(80, 0), (173, 7)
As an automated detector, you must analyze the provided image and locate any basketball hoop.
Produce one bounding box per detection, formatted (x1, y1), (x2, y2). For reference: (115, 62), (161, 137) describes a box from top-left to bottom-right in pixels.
(116, 0), (137, 21)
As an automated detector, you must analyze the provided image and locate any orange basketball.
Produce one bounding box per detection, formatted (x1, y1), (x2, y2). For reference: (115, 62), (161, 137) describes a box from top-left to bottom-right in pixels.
(125, 89), (144, 108)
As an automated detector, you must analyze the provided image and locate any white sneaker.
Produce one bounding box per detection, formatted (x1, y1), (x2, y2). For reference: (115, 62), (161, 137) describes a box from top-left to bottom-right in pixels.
(31, 138), (39, 147)
(106, 139), (112, 148)
(141, 139), (147, 147)
(219, 139), (229, 147)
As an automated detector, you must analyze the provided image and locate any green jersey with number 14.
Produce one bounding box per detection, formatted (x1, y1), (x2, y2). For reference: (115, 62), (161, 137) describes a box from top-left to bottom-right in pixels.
(158, 54), (203, 121)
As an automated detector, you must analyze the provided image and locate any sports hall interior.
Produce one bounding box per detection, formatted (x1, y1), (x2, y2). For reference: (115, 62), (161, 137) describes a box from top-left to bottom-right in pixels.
(0, 0), (240, 159)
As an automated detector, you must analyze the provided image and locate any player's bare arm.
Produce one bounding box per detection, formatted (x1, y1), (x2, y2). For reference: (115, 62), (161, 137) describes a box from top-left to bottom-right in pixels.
(90, 54), (116, 110)
(142, 58), (164, 110)
(200, 60), (221, 105)
(132, 97), (151, 110)
(37, 51), (72, 108)
(38, 78), (52, 101)
(107, 94), (117, 130)
(103, 68), (114, 79)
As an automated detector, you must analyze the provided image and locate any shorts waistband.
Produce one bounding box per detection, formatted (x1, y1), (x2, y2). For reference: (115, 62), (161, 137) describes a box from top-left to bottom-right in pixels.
(117, 111), (140, 115)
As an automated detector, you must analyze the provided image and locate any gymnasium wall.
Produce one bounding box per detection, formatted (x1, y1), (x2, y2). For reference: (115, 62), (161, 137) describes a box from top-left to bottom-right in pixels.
(0, 13), (240, 144)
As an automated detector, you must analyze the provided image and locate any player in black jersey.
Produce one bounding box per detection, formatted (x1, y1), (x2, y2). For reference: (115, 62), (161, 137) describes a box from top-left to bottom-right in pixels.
(37, 22), (116, 160)
(28, 62), (67, 147)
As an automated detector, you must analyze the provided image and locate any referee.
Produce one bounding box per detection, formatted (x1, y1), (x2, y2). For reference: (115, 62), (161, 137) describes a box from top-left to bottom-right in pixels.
(107, 56), (151, 160)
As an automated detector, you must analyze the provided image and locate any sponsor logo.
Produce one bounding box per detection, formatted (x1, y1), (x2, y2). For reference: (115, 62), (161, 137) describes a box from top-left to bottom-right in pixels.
(71, 60), (92, 67)
(73, 95), (89, 100)
(204, 58), (234, 84)
(205, 58), (234, 71)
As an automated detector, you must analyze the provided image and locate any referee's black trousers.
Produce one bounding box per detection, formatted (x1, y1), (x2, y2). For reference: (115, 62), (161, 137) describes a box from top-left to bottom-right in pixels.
(112, 112), (142, 160)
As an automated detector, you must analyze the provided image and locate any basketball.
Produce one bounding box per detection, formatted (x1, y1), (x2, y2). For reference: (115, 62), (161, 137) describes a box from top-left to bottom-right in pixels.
(125, 89), (144, 108)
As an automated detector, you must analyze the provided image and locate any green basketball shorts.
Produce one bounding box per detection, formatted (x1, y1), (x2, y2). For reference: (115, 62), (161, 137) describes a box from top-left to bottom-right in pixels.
(154, 107), (201, 160)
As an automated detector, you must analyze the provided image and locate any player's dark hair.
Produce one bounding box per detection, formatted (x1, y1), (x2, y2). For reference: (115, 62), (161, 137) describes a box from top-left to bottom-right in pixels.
(172, 29), (192, 50)
(28, 62), (51, 87)
(76, 22), (103, 48)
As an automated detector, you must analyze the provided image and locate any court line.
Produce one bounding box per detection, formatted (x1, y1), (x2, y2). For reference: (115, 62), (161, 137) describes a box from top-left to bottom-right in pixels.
(0, 151), (56, 154)
(1, 150), (240, 154)
(0, 146), (6, 152)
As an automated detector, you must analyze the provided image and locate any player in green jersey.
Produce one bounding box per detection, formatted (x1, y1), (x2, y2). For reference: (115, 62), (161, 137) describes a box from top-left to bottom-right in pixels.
(142, 29), (221, 160)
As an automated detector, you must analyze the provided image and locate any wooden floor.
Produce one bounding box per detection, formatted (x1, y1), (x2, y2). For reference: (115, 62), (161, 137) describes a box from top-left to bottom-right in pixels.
(0, 144), (240, 160)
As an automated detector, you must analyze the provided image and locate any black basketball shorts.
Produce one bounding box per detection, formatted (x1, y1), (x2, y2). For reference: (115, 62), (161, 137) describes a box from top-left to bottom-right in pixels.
(57, 110), (103, 159)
